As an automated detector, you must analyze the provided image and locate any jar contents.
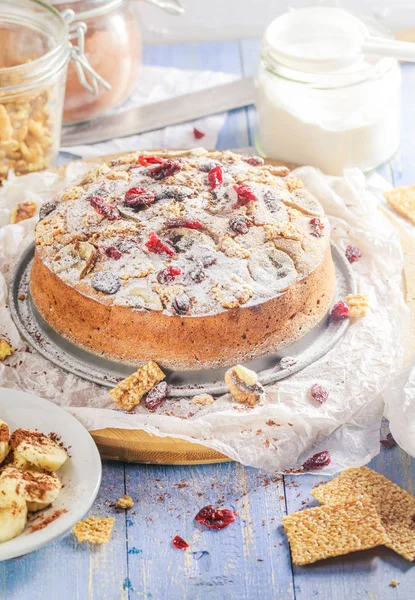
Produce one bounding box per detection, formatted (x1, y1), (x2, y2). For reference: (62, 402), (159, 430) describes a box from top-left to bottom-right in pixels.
(52, 1), (142, 125)
(0, 19), (65, 183)
(255, 8), (402, 175)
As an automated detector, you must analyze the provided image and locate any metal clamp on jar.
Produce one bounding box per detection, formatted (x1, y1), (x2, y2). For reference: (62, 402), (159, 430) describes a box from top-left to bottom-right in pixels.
(50, 0), (184, 125)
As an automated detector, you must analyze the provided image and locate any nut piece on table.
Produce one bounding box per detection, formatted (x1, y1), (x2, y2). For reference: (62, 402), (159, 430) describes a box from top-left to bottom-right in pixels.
(72, 516), (115, 545)
(10, 201), (37, 224)
(10, 429), (68, 472)
(0, 339), (13, 361)
(0, 419), (10, 465)
(224, 365), (265, 406)
(346, 293), (369, 318)
(109, 360), (165, 412)
(115, 495), (134, 509)
(192, 393), (215, 406)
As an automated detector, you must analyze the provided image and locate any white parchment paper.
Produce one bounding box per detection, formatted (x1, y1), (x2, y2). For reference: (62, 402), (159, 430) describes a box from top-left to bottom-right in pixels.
(0, 161), (409, 474)
(0, 66), (411, 473)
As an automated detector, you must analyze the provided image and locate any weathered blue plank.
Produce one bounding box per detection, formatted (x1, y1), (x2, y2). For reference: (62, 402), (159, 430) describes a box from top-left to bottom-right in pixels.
(0, 461), (128, 600)
(124, 462), (294, 599)
(143, 41), (250, 150)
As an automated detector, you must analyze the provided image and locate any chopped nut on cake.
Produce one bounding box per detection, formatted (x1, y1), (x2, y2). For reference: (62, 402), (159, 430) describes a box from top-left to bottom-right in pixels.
(10, 201), (37, 224)
(192, 393), (215, 406)
(109, 361), (165, 411)
(224, 365), (265, 406)
(0, 339), (13, 361)
(282, 497), (388, 565)
(346, 293), (369, 318)
(384, 186), (415, 225)
(115, 495), (134, 509)
(72, 516), (115, 544)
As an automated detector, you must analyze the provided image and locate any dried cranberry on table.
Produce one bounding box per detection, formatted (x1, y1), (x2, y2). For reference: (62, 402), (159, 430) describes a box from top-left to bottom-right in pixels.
(145, 232), (177, 256)
(124, 187), (156, 208)
(172, 293), (191, 315)
(310, 384), (329, 404)
(302, 450), (331, 471)
(148, 161), (181, 180)
(195, 505), (237, 530)
(138, 154), (165, 166)
(157, 266), (182, 284)
(229, 216), (249, 234)
(193, 127), (205, 140)
(172, 535), (189, 549)
(105, 246), (122, 260)
(208, 165), (223, 189)
(380, 433), (397, 449)
(309, 217), (324, 237)
(165, 218), (202, 230)
(331, 301), (349, 321)
(89, 196), (120, 220)
(233, 184), (257, 208)
(345, 245), (362, 264)
(145, 381), (168, 412)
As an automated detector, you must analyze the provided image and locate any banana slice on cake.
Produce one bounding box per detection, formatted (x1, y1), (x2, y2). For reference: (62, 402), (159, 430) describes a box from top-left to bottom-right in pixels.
(0, 419), (10, 465)
(0, 467), (61, 512)
(0, 480), (27, 543)
(248, 245), (297, 291)
(10, 429), (68, 472)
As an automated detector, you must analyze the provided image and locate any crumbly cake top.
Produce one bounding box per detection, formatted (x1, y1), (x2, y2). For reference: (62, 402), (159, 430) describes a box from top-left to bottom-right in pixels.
(34, 149), (330, 317)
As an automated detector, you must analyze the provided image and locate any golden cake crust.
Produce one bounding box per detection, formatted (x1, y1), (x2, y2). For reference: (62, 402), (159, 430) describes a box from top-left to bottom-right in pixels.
(31, 149), (335, 370)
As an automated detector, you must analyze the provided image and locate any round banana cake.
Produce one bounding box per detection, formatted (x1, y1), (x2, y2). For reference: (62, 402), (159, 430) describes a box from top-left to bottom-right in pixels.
(31, 149), (336, 370)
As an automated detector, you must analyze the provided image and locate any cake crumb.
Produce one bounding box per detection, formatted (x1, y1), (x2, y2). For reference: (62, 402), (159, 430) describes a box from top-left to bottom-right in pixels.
(0, 339), (14, 361)
(109, 361), (165, 411)
(192, 393), (215, 406)
(346, 293), (369, 318)
(390, 580), (399, 587)
(115, 495), (134, 509)
(72, 516), (115, 544)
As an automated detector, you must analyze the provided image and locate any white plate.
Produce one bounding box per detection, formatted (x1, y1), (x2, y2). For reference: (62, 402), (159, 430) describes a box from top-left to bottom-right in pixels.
(0, 388), (102, 561)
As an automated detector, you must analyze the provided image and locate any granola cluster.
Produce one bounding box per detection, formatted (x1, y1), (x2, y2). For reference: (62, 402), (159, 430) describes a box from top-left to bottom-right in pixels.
(35, 149), (329, 317)
(0, 88), (56, 183)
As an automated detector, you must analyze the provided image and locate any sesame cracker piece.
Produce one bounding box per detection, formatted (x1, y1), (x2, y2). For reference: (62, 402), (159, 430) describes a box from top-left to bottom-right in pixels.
(384, 186), (415, 225)
(72, 517), (115, 544)
(311, 467), (415, 561)
(282, 497), (388, 565)
(0, 339), (13, 361)
(346, 293), (369, 318)
(109, 361), (165, 411)
(115, 495), (134, 509)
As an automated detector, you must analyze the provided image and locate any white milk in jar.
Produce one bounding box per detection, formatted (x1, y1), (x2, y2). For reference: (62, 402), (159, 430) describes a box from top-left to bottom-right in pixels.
(255, 8), (402, 175)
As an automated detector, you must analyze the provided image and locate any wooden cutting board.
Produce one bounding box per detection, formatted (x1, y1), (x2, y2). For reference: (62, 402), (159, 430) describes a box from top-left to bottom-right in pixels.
(56, 152), (415, 464)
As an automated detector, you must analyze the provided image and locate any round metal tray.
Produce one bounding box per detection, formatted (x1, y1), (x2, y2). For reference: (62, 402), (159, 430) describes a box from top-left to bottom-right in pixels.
(9, 242), (355, 397)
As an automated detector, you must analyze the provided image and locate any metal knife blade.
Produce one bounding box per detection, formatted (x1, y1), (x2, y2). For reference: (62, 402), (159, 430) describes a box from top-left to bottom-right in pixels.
(61, 76), (255, 147)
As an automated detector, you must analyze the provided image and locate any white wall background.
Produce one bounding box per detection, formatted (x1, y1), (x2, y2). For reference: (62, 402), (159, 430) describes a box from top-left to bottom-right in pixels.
(138, 0), (415, 43)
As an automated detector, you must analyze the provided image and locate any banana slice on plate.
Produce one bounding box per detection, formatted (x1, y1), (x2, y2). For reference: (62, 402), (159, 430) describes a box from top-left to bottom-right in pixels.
(248, 244), (297, 291)
(10, 429), (68, 472)
(0, 480), (27, 543)
(0, 419), (10, 465)
(0, 467), (62, 512)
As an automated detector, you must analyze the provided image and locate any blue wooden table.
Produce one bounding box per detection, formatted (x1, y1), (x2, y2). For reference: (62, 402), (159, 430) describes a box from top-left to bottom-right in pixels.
(2, 40), (415, 600)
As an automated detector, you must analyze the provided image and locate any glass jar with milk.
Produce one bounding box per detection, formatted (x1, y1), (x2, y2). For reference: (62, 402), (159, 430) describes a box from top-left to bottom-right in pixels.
(255, 8), (402, 175)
